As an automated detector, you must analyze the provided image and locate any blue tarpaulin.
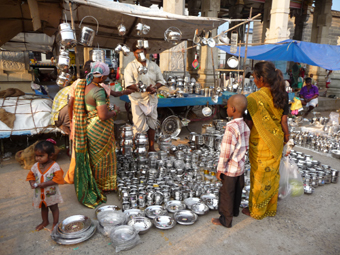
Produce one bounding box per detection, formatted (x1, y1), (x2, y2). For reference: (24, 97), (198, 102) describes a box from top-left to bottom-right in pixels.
(216, 39), (340, 70)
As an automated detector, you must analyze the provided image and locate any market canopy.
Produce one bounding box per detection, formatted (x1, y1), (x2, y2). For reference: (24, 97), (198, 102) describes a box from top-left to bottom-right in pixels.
(217, 39), (340, 70)
(0, 0), (226, 53)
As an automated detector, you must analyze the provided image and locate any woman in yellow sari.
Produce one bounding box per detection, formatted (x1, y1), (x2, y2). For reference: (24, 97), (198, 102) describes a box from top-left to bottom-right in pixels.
(243, 61), (288, 220)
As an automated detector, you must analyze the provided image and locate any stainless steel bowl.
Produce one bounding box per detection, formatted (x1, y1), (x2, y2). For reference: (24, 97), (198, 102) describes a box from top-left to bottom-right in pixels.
(51, 220), (96, 245)
(124, 209), (145, 221)
(110, 225), (138, 243)
(95, 205), (119, 218)
(191, 202), (209, 215)
(165, 200), (186, 213)
(58, 215), (92, 235)
(331, 150), (340, 159)
(145, 205), (168, 219)
(127, 216), (152, 235)
(153, 215), (176, 230)
(183, 198), (201, 209)
(174, 210), (198, 225)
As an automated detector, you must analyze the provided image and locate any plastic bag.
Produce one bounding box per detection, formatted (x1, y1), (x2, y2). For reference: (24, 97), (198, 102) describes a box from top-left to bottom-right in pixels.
(97, 211), (126, 229)
(110, 225), (142, 252)
(329, 112), (339, 126)
(279, 156), (304, 200)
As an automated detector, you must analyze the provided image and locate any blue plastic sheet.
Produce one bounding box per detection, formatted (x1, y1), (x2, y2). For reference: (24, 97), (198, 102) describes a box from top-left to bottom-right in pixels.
(120, 94), (224, 107)
(217, 39), (340, 70)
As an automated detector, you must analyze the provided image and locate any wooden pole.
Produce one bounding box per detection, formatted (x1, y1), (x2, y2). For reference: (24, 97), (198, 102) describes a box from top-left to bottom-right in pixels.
(242, 7), (253, 92)
(211, 47), (216, 89)
(237, 40), (241, 89)
(213, 13), (261, 39)
(68, 2), (80, 79)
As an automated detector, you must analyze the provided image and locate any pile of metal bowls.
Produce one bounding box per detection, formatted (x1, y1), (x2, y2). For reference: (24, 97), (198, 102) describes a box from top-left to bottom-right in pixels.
(290, 130), (340, 154)
(116, 139), (223, 212)
(51, 215), (96, 245)
(290, 150), (339, 194)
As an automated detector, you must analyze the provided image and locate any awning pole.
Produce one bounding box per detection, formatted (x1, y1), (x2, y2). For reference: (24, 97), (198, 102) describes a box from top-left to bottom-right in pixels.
(242, 7), (253, 93)
(69, 1), (80, 79)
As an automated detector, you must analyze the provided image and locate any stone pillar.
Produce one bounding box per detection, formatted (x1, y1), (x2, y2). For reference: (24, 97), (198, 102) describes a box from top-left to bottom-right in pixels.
(265, 0), (290, 43)
(0, 51), (32, 82)
(262, 0), (272, 43)
(159, 0), (186, 77)
(265, 0), (290, 78)
(310, 0), (335, 95)
(197, 0), (220, 88)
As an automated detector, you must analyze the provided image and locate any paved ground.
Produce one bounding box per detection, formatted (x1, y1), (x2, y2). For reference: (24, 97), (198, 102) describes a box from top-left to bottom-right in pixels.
(1, 113), (340, 255)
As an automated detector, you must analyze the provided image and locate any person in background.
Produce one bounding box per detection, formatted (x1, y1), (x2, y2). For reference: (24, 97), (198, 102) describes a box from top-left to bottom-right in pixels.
(310, 74), (317, 86)
(50, 85), (71, 135)
(291, 62), (301, 91)
(124, 40), (166, 151)
(243, 61), (288, 220)
(212, 94), (250, 228)
(26, 139), (64, 231)
(297, 74), (304, 91)
(300, 77), (319, 118)
(326, 70), (332, 90)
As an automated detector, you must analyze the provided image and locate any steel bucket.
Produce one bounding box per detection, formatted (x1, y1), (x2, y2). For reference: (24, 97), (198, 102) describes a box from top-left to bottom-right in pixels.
(79, 16), (99, 46)
(92, 49), (105, 62)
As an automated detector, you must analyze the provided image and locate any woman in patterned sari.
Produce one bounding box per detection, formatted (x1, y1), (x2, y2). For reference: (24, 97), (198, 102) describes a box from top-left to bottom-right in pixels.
(243, 61), (288, 219)
(73, 62), (118, 208)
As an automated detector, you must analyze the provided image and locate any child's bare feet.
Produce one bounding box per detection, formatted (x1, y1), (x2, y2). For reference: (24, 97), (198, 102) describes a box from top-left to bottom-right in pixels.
(36, 221), (49, 231)
(211, 218), (223, 226)
(242, 207), (251, 216)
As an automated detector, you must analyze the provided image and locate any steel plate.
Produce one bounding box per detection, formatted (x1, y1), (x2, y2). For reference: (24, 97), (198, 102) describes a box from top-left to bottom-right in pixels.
(161, 115), (182, 138)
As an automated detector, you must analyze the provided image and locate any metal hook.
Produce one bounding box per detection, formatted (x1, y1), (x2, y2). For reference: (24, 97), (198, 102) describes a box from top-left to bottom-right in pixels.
(79, 16), (99, 34)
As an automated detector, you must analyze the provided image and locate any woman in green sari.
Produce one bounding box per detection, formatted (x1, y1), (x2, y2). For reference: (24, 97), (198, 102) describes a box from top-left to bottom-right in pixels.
(243, 61), (288, 219)
(73, 62), (118, 208)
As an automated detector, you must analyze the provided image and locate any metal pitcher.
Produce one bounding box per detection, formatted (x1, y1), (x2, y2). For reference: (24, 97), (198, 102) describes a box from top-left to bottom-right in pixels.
(59, 15), (77, 48)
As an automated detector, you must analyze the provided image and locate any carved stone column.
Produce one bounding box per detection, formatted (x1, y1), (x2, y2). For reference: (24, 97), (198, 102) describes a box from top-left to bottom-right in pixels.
(0, 51), (32, 82)
(265, 0), (290, 43)
(159, 0), (186, 76)
(261, 0), (272, 43)
(197, 0), (220, 88)
(309, 0), (336, 95)
(265, 0), (290, 78)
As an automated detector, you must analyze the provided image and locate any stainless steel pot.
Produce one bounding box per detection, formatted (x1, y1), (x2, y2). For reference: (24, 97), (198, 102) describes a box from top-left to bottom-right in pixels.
(201, 124), (214, 134)
(214, 135), (223, 151)
(120, 130), (134, 139)
(57, 50), (70, 70)
(204, 134), (215, 148)
(92, 49), (105, 62)
(56, 72), (70, 88)
(79, 16), (99, 46)
(59, 22), (77, 48)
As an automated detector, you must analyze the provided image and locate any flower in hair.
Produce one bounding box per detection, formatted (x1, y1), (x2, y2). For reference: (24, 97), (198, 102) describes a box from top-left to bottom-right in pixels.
(46, 138), (57, 145)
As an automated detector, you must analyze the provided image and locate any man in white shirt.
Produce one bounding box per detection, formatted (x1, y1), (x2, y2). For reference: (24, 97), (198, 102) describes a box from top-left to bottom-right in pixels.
(124, 41), (165, 151)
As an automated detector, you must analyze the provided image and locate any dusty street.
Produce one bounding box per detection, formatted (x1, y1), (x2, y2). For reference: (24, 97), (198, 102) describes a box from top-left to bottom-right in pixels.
(0, 120), (340, 255)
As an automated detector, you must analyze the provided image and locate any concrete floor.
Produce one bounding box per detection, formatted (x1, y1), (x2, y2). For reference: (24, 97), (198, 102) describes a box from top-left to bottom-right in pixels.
(1, 117), (340, 255)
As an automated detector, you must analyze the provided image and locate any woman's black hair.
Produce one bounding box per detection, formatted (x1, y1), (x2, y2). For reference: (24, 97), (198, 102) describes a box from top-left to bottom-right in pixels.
(35, 141), (55, 155)
(253, 61), (288, 109)
(305, 77), (312, 83)
(79, 60), (94, 79)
